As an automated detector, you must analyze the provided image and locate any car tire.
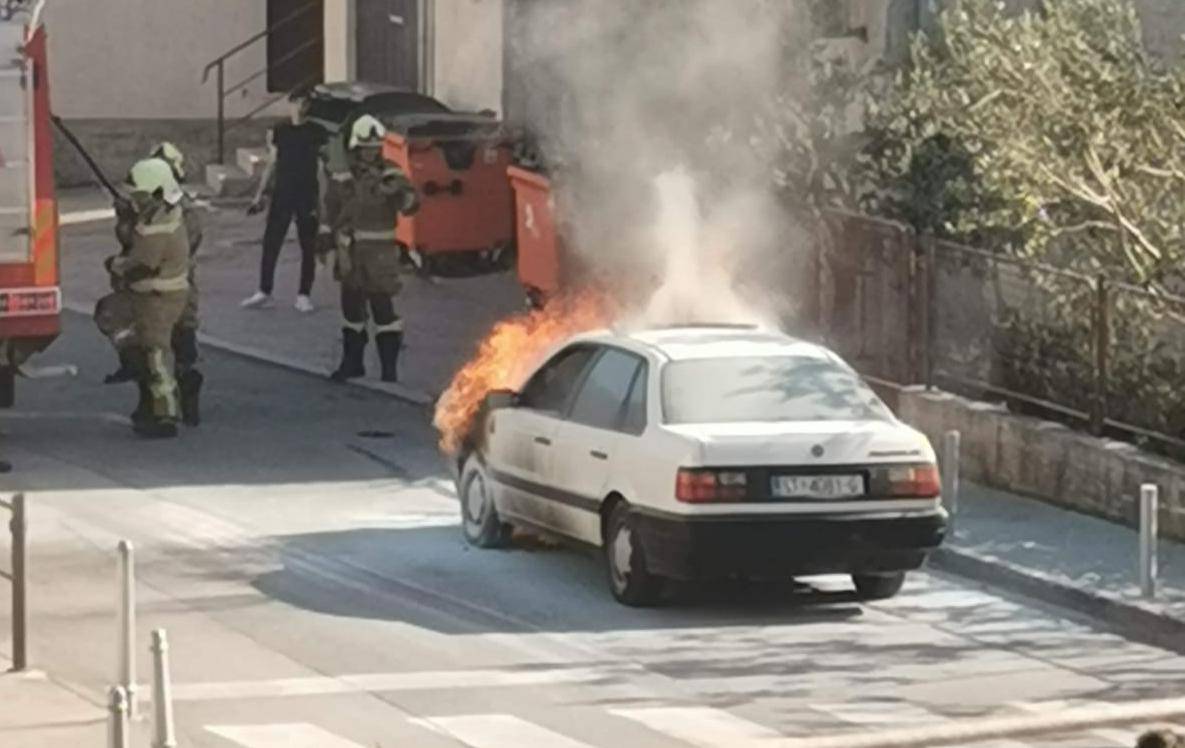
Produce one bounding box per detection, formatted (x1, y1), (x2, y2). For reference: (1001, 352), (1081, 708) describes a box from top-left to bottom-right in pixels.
(604, 502), (662, 607)
(852, 572), (906, 601)
(459, 454), (512, 549)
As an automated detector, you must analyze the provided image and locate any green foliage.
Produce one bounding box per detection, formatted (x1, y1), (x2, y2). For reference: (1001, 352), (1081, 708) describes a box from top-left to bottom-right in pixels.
(862, 0), (1185, 287)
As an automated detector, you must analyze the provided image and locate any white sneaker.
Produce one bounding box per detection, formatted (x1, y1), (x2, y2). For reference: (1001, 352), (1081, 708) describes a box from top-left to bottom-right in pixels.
(294, 295), (315, 313)
(241, 291), (274, 309)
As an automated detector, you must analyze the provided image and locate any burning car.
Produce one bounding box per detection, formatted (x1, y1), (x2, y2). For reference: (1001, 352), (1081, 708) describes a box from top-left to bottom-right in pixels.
(445, 323), (949, 606)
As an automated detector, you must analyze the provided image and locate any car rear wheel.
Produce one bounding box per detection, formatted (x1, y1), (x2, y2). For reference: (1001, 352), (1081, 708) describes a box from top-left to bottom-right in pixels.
(852, 572), (906, 600)
(459, 455), (512, 549)
(605, 502), (662, 607)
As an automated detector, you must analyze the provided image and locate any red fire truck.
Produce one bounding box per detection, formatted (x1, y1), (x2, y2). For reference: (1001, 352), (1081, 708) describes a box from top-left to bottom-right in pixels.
(0, 1), (59, 407)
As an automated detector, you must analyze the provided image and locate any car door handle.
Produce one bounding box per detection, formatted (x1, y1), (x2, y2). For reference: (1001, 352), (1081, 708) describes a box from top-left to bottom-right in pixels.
(590, 450), (608, 460)
(534, 436), (552, 446)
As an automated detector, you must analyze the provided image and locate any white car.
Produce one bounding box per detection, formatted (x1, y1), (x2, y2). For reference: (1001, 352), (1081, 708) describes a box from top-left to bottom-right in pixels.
(453, 325), (948, 606)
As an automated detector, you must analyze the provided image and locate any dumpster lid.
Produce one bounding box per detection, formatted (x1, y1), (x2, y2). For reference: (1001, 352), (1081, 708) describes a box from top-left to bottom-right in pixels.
(308, 83), (450, 133)
(384, 112), (504, 140)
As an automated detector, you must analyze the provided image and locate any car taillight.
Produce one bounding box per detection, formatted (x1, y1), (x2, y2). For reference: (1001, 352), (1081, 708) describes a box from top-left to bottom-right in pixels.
(676, 468), (748, 503)
(885, 464), (941, 498)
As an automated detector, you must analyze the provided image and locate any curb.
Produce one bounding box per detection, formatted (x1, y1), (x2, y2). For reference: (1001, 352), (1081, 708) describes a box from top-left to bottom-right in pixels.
(61, 302), (436, 409)
(930, 545), (1185, 654)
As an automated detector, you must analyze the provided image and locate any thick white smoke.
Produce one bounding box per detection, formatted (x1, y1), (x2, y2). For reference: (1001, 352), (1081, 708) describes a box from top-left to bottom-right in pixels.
(507, 0), (812, 328)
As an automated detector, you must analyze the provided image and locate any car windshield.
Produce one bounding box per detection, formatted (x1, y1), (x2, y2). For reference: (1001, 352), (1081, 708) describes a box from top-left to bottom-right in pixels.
(661, 355), (893, 424)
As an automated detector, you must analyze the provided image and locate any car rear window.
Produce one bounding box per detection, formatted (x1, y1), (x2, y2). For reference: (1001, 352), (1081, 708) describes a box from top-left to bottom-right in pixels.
(661, 355), (892, 424)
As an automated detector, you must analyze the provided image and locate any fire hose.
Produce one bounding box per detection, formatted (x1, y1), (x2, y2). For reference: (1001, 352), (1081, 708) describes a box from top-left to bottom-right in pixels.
(50, 114), (126, 204)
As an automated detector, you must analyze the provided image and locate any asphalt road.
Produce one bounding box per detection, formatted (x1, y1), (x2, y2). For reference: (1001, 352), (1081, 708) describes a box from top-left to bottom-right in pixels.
(2, 314), (1184, 748)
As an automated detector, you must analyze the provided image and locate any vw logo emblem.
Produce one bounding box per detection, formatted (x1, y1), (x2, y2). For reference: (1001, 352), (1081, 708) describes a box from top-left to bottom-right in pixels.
(811, 444), (824, 458)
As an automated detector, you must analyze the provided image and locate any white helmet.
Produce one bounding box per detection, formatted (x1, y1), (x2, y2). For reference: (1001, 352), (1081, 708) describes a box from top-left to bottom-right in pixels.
(349, 114), (386, 149)
(126, 158), (183, 206)
(150, 141), (186, 182)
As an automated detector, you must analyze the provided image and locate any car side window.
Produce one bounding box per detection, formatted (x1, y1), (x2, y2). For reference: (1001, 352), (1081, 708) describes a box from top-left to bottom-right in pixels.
(620, 364), (649, 436)
(568, 348), (643, 431)
(519, 347), (597, 415)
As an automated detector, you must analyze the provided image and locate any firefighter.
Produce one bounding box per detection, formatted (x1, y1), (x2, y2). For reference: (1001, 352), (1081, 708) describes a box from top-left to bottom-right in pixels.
(324, 115), (419, 383)
(103, 142), (204, 425)
(151, 141), (204, 425)
(104, 159), (190, 438)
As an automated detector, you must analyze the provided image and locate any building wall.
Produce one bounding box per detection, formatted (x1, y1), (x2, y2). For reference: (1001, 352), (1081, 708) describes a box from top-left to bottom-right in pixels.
(1137, 0), (1185, 60)
(44, 0), (275, 119)
(431, 0), (503, 114)
(325, 0), (356, 82)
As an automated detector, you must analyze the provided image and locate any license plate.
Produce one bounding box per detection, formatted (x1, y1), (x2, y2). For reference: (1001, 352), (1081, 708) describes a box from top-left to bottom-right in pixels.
(771, 474), (864, 499)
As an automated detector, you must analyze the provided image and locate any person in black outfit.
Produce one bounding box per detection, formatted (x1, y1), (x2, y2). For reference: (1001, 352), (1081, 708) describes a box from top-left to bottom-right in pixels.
(243, 89), (327, 313)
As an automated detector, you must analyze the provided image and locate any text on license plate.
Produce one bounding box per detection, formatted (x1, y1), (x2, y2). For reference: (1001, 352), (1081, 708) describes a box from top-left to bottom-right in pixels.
(771, 474), (864, 499)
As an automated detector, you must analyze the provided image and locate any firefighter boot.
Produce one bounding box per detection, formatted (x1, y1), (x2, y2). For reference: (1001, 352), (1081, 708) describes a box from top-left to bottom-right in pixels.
(133, 349), (179, 439)
(330, 328), (367, 382)
(105, 347), (139, 384)
(376, 331), (403, 383)
(127, 350), (151, 426)
(179, 369), (204, 427)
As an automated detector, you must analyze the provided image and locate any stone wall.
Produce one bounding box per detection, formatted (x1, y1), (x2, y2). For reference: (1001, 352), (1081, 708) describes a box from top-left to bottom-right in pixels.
(52, 119), (279, 191)
(898, 387), (1185, 542)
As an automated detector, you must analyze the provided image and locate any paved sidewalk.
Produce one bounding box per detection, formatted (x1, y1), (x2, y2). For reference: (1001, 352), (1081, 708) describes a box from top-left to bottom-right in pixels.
(0, 661), (106, 747)
(936, 482), (1185, 643)
(55, 188), (524, 403)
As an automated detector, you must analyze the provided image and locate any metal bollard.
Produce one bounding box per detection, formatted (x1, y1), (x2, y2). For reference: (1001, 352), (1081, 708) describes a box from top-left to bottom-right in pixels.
(9, 492), (27, 671)
(108, 685), (130, 748)
(151, 629), (177, 748)
(1140, 484), (1159, 599)
(116, 540), (136, 719)
(941, 430), (961, 520)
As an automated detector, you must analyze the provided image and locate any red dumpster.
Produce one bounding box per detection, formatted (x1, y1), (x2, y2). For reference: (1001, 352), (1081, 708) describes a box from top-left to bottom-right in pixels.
(508, 166), (563, 308)
(382, 114), (514, 271)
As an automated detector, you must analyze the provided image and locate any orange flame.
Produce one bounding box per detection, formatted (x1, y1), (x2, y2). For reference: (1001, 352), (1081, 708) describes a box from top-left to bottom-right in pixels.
(434, 291), (615, 455)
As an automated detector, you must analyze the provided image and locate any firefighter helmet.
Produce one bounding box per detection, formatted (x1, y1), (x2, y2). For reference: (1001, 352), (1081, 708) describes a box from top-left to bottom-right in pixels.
(126, 158), (183, 206)
(348, 114), (386, 149)
(150, 141), (186, 182)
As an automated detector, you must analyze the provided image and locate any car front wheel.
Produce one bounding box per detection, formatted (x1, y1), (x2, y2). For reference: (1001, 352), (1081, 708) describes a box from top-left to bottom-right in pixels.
(852, 572), (906, 600)
(459, 455), (512, 549)
(605, 502), (662, 607)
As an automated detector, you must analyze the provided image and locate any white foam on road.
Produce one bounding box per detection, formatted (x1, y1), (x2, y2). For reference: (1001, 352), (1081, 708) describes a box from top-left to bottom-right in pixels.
(611, 706), (782, 747)
(775, 697), (1185, 748)
(206, 723), (367, 747)
(58, 207), (114, 226)
(411, 714), (595, 748)
(174, 666), (608, 701)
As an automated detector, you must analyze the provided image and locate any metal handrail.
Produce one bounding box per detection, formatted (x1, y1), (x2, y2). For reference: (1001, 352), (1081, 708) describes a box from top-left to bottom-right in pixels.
(224, 37), (321, 99)
(201, 1), (320, 84)
(225, 73), (322, 134)
(202, 0), (322, 164)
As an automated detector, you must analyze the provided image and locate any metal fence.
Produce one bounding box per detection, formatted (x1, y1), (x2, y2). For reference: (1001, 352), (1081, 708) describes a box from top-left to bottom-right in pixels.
(815, 211), (1185, 457)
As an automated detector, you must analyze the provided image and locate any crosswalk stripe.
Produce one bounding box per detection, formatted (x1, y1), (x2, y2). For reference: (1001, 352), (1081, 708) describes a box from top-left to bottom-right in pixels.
(812, 702), (1027, 747)
(411, 714), (594, 748)
(611, 706), (782, 747)
(206, 723), (367, 747)
(173, 666), (606, 701)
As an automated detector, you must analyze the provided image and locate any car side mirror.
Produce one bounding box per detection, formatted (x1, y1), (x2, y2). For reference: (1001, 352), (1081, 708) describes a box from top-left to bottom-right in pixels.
(485, 389), (518, 410)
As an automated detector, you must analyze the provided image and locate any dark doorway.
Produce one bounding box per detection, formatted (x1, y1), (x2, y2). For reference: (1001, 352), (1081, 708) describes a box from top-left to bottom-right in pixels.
(356, 0), (419, 88)
(267, 0), (326, 93)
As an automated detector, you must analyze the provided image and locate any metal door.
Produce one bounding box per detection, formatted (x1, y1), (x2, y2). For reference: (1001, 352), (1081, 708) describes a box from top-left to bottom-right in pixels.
(356, 0), (419, 88)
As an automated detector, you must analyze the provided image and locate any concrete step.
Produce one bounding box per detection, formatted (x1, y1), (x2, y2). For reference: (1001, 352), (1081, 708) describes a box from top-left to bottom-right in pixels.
(205, 163), (256, 199)
(236, 147), (270, 179)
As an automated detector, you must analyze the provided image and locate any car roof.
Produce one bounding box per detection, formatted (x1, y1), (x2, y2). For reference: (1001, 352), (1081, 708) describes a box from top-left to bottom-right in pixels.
(572, 325), (836, 362)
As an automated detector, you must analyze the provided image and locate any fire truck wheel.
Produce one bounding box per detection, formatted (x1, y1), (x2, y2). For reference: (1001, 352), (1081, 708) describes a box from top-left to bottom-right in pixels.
(0, 366), (14, 409)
